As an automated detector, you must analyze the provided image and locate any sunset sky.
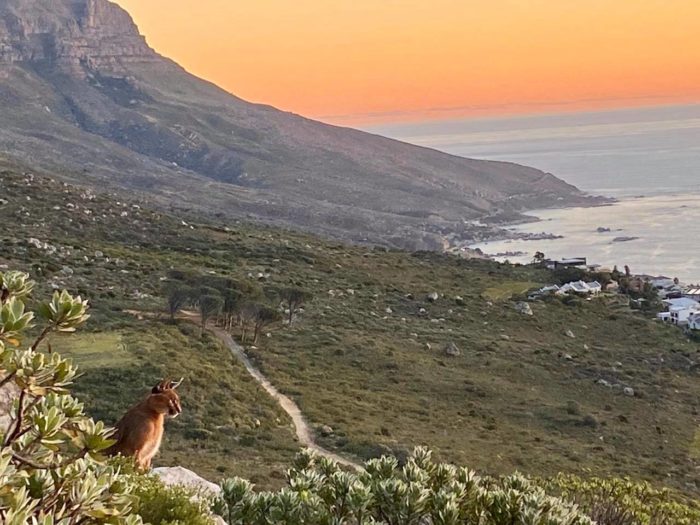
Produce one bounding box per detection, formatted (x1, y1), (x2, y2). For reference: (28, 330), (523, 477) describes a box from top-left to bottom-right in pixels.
(115, 0), (700, 125)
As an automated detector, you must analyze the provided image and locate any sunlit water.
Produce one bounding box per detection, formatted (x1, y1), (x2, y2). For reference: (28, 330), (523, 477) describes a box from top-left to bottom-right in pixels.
(369, 105), (700, 281)
(471, 194), (700, 283)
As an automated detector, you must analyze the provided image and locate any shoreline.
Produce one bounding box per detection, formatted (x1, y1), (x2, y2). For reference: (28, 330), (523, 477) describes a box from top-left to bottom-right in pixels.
(464, 192), (700, 283)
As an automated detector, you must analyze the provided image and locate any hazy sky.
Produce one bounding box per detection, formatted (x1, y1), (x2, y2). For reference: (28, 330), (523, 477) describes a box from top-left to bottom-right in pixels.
(115, 0), (700, 125)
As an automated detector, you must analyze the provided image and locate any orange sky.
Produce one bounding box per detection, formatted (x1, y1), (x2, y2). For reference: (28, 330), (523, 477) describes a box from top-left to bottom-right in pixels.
(115, 0), (700, 125)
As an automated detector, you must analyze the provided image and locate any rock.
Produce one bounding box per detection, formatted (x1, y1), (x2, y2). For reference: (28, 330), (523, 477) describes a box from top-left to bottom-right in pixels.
(94, 250), (104, 258)
(153, 466), (221, 496)
(444, 342), (461, 357)
(563, 354), (574, 361)
(425, 343), (432, 351)
(455, 296), (466, 306)
(427, 292), (439, 303)
(499, 334), (511, 341)
(152, 467), (226, 524)
(596, 379), (613, 388)
(385, 307), (393, 314)
(623, 387), (635, 397)
(514, 302), (533, 316)
(565, 329), (576, 339)
(319, 425), (334, 437)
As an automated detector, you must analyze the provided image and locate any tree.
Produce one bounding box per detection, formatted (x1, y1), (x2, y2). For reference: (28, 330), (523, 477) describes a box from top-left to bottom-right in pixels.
(221, 289), (242, 331)
(532, 251), (546, 266)
(198, 294), (223, 335)
(0, 270), (142, 524)
(252, 306), (282, 343)
(236, 303), (259, 343)
(164, 283), (191, 321)
(276, 287), (313, 324)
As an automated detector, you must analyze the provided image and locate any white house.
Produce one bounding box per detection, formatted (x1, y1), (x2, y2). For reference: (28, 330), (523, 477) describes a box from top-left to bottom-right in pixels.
(663, 297), (700, 310)
(659, 298), (700, 326)
(557, 280), (602, 296)
(689, 312), (700, 331)
(544, 257), (587, 270)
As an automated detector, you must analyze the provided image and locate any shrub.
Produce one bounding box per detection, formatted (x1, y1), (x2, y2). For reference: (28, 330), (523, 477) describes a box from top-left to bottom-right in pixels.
(547, 474), (700, 525)
(0, 270), (142, 524)
(215, 447), (594, 525)
(113, 459), (216, 525)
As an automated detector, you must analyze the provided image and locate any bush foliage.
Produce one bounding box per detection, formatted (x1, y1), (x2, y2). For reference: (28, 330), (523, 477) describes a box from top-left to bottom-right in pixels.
(216, 447), (594, 525)
(0, 271), (141, 524)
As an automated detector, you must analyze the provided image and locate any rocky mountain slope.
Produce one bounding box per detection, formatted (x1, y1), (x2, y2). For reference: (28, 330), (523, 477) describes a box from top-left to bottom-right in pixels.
(0, 0), (596, 249)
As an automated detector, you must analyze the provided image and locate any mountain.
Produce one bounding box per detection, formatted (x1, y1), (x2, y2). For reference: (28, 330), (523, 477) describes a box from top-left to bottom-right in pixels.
(0, 0), (595, 250)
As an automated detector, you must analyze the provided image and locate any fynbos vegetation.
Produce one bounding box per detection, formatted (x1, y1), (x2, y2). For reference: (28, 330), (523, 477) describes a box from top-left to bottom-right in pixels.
(0, 271), (140, 524)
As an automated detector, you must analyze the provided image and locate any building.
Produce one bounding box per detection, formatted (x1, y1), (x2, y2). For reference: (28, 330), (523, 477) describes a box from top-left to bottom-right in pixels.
(544, 257), (587, 270)
(683, 287), (700, 302)
(658, 298), (700, 326)
(556, 280), (602, 296)
(688, 312), (700, 331)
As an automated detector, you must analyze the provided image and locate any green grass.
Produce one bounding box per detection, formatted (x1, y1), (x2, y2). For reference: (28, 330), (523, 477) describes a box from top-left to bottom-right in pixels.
(3, 167), (700, 496)
(52, 332), (134, 370)
(481, 280), (539, 301)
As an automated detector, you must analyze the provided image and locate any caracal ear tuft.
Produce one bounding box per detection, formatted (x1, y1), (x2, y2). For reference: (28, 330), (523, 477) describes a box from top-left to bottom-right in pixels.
(152, 378), (170, 394)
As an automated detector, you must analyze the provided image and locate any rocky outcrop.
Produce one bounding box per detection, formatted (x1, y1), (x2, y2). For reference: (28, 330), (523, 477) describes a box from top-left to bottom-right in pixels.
(0, 0), (157, 67)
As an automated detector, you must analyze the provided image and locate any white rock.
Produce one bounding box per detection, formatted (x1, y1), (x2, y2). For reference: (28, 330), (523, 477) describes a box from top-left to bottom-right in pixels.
(153, 466), (221, 496)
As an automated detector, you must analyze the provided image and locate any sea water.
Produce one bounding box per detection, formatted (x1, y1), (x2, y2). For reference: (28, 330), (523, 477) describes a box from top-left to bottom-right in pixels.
(369, 104), (700, 281)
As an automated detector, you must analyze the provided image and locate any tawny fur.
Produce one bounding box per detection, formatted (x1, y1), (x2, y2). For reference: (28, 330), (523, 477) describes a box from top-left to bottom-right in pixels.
(108, 379), (183, 470)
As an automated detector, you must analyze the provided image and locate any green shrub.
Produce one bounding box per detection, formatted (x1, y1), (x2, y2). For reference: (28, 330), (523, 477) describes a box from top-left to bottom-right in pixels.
(547, 474), (700, 525)
(0, 271), (141, 524)
(215, 447), (594, 525)
(114, 460), (216, 525)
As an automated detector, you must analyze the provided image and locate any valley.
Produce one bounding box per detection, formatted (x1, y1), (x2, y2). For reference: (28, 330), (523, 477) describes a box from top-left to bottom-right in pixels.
(2, 164), (700, 495)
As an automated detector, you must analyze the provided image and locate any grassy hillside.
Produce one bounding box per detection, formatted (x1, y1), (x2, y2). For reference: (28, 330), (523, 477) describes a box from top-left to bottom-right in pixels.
(2, 165), (700, 494)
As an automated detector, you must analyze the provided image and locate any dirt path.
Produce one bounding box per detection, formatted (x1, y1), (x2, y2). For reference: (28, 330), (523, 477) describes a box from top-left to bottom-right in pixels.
(177, 312), (361, 469)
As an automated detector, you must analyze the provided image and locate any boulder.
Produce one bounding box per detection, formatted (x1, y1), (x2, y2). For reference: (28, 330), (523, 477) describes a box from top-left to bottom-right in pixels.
(565, 329), (576, 339)
(427, 292), (439, 303)
(444, 342), (461, 357)
(623, 387), (635, 397)
(153, 466), (221, 496)
(319, 425), (334, 437)
(514, 302), (533, 316)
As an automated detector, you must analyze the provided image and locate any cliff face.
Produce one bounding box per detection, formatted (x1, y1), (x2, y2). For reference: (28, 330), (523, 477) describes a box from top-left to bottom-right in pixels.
(0, 0), (594, 250)
(0, 0), (156, 67)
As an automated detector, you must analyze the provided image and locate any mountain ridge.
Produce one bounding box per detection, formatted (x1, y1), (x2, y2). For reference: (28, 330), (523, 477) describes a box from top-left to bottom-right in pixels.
(0, 0), (598, 250)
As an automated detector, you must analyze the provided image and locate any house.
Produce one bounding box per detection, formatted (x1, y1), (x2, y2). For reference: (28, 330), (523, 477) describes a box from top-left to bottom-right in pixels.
(689, 312), (700, 331)
(528, 285), (560, 299)
(557, 280), (602, 296)
(663, 297), (700, 310)
(544, 257), (587, 270)
(649, 277), (684, 299)
(658, 298), (700, 326)
(683, 287), (700, 302)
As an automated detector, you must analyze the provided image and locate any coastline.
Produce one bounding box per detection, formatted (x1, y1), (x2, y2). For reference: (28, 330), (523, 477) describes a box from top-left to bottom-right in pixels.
(465, 192), (700, 283)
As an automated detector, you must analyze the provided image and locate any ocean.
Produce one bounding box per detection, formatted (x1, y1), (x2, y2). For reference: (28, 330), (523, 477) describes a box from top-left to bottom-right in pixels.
(368, 104), (700, 282)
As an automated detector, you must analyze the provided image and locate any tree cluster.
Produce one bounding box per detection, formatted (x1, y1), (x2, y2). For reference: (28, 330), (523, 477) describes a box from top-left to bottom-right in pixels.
(163, 271), (312, 343)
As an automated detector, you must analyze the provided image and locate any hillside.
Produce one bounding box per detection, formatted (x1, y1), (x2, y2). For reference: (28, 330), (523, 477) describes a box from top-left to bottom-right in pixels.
(2, 164), (700, 494)
(0, 0), (600, 251)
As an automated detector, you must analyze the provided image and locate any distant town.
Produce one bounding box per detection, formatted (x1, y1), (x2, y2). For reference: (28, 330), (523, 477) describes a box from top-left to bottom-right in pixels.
(527, 256), (700, 332)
